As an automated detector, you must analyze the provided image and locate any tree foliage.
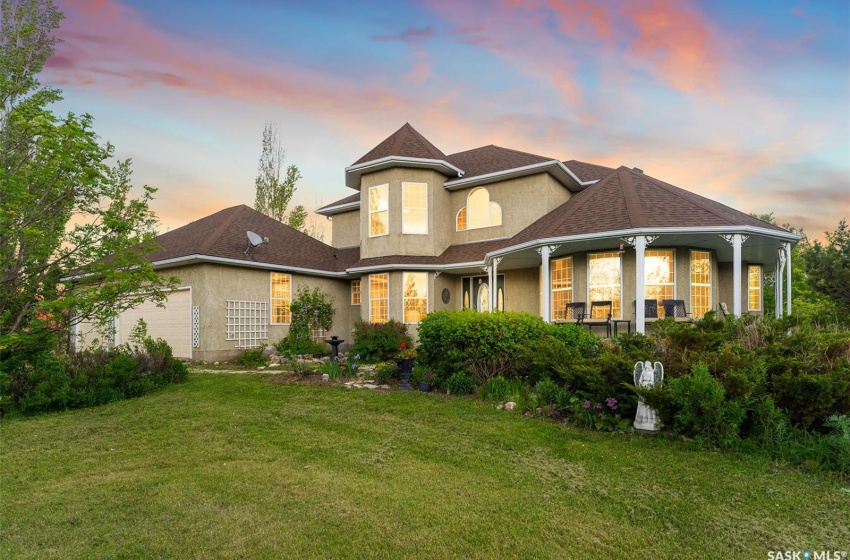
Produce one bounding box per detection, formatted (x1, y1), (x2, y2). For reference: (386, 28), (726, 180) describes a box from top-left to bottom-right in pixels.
(802, 219), (850, 319)
(287, 286), (335, 345)
(254, 123), (305, 224)
(0, 0), (176, 353)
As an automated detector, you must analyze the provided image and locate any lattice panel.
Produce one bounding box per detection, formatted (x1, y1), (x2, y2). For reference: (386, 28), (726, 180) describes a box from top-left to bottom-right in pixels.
(192, 306), (200, 348)
(225, 301), (269, 349)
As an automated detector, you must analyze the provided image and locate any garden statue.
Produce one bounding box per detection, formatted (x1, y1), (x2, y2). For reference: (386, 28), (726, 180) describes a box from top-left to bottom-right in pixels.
(633, 360), (664, 433)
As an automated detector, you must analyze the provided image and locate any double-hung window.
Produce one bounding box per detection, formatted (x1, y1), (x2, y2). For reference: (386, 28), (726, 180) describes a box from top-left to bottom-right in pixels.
(551, 257), (573, 321)
(402, 182), (427, 234)
(369, 273), (388, 323)
(588, 252), (621, 318)
(270, 273), (291, 324)
(645, 250), (674, 316)
(690, 251), (711, 318)
(748, 265), (762, 312)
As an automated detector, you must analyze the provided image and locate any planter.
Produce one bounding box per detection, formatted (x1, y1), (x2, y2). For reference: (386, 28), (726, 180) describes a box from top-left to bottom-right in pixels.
(396, 358), (414, 390)
(418, 381), (432, 392)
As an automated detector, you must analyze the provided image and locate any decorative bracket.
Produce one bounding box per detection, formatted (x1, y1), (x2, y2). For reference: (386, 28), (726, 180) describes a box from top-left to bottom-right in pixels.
(721, 234), (749, 246)
(434, 271), (442, 277)
(535, 244), (561, 256)
(492, 257), (503, 268)
(645, 236), (659, 245)
(621, 236), (636, 247)
(480, 266), (490, 274)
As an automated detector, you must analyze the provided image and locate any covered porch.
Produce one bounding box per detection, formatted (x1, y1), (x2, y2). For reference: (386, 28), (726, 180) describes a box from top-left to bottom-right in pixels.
(481, 226), (800, 334)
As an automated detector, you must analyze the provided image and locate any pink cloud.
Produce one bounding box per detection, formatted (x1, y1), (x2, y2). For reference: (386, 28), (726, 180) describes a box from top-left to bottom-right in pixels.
(50, 0), (409, 115)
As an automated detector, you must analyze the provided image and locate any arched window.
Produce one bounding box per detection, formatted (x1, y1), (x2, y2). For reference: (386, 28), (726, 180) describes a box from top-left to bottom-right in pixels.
(456, 187), (502, 231)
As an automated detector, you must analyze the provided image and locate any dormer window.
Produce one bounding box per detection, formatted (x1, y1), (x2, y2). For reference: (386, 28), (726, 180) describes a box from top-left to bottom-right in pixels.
(369, 184), (388, 237)
(456, 187), (502, 231)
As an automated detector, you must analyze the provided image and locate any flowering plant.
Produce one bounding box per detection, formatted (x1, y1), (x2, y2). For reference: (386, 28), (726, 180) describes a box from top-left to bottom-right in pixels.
(396, 342), (415, 360)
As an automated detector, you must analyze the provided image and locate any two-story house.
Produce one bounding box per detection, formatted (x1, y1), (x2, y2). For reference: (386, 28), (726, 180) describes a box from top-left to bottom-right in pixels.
(74, 124), (799, 361)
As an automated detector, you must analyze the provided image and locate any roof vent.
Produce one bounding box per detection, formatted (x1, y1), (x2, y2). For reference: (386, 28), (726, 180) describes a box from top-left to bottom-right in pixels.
(244, 230), (269, 255)
(633, 167), (643, 174)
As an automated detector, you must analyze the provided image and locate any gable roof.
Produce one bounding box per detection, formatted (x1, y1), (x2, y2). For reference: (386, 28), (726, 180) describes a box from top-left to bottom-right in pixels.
(352, 123), (447, 166)
(316, 192), (360, 215)
(147, 205), (347, 274)
(506, 166), (788, 247)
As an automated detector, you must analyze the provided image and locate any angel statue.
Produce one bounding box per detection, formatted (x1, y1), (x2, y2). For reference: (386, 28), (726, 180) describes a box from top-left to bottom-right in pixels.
(633, 360), (664, 433)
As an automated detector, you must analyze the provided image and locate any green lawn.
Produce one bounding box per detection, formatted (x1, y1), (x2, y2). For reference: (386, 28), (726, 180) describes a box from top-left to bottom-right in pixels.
(2, 372), (848, 559)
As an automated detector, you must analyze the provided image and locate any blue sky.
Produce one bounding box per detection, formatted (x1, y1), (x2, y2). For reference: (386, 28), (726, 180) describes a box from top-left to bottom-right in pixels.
(46, 0), (849, 240)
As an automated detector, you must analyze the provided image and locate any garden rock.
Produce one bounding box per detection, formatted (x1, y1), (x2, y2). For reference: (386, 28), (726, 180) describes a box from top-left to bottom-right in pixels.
(322, 374), (330, 383)
(505, 402), (516, 411)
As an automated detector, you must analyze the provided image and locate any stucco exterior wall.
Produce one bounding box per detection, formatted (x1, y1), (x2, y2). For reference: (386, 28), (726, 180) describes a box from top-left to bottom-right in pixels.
(330, 211), (359, 249)
(717, 260), (764, 316)
(160, 264), (350, 361)
(450, 174), (571, 244)
(359, 168), (453, 259)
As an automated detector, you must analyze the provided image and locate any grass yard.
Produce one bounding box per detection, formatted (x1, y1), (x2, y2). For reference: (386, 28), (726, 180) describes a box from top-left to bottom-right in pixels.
(2, 372), (848, 559)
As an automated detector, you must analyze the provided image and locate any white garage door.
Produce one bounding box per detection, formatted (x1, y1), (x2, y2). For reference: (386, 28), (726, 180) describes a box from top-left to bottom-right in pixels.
(119, 289), (192, 359)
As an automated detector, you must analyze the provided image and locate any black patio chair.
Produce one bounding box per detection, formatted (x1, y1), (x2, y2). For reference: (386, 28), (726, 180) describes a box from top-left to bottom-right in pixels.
(562, 302), (586, 324)
(662, 299), (693, 322)
(583, 300), (612, 337)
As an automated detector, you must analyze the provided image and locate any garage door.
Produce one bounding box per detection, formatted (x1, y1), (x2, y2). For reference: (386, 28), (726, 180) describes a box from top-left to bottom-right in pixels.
(118, 289), (192, 359)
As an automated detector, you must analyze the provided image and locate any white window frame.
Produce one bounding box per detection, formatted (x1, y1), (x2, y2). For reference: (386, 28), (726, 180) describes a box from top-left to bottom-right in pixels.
(690, 250), (712, 318)
(645, 249), (676, 316)
(551, 256), (573, 321)
(270, 273), (292, 325)
(369, 273), (389, 323)
(402, 272), (428, 324)
(368, 183), (389, 238)
(351, 279), (361, 305)
(402, 182), (428, 235)
(586, 251), (623, 319)
(456, 187), (502, 231)
(748, 264), (762, 312)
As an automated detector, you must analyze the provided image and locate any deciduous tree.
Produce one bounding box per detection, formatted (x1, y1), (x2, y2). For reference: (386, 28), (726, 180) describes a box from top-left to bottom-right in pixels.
(0, 0), (175, 353)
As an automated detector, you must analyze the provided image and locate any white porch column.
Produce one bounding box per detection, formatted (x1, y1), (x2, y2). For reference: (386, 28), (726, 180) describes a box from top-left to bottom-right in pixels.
(491, 257), (501, 311)
(785, 242), (792, 317)
(541, 246), (551, 322)
(635, 235), (647, 334)
(776, 248), (785, 319)
(732, 234), (742, 317)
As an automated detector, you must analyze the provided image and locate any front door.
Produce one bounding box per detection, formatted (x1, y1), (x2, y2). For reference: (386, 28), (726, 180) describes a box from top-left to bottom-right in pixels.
(462, 275), (505, 312)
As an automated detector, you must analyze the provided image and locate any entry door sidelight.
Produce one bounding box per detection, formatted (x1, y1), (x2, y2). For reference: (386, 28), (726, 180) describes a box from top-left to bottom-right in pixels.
(462, 275), (505, 312)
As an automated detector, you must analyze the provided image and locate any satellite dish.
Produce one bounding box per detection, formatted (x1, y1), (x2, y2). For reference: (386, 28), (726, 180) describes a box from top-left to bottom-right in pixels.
(244, 230), (269, 255)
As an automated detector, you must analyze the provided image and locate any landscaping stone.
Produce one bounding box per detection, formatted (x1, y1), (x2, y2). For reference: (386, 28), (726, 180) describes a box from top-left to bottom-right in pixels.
(505, 402), (516, 411)
(261, 346), (278, 358)
(322, 374), (330, 383)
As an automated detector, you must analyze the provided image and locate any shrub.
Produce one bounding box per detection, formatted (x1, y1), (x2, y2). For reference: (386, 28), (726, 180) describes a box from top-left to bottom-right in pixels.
(667, 362), (746, 446)
(3, 336), (187, 414)
(445, 372), (476, 395)
(350, 320), (411, 363)
(418, 310), (552, 382)
(534, 377), (561, 406)
(276, 337), (328, 357)
(546, 322), (602, 358)
(236, 346), (266, 367)
(374, 361), (398, 384)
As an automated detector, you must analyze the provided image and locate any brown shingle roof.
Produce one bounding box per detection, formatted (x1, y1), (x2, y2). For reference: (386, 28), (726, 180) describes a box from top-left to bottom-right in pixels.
(148, 205), (347, 273)
(446, 145), (553, 179)
(508, 166), (789, 246)
(352, 123), (447, 166)
(562, 160), (615, 183)
(349, 239), (508, 269)
(316, 192), (360, 213)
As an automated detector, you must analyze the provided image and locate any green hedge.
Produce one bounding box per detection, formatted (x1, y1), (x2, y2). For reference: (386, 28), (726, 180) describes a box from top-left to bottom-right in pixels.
(350, 320), (410, 363)
(1, 338), (188, 414)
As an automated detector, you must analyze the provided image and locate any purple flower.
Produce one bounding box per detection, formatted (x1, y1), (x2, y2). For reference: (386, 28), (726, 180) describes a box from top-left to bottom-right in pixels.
(583, 400), (591, 409)
(605, 397), (618, 410)
(564, 383), (573, 390)
(594, 402), (603, 411)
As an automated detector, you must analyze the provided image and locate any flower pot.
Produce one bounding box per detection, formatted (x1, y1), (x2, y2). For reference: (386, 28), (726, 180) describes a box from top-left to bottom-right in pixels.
(418, 381), (432, 392)
(396, 358), (414, 390)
